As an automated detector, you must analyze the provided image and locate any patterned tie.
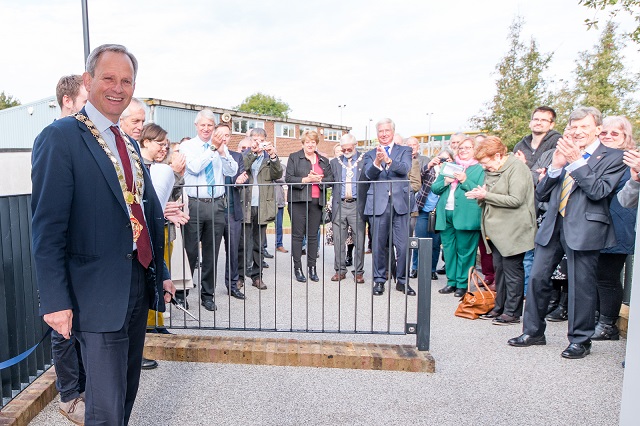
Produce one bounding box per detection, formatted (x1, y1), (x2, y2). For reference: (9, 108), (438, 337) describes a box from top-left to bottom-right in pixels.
(110, 126), (153, 268)
(558, 173), (573, 217)
(345, 158), (353, 200)
(558, 152), (591, 217)
(204, 143), (215, 197)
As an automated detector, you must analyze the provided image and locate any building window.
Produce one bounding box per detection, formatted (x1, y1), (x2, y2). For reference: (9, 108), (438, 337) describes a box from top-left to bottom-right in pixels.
(233, 119), (264, 134)
(299, 126), (317, 135)
(324, 129), (342, 141)
(276, 123), (295, 138)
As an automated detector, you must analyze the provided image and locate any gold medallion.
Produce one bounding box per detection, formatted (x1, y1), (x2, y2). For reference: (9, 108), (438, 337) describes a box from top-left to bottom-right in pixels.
(124, 191), (135, 205)
(346, 171), (354, 178)
(130, 216), (143, 242)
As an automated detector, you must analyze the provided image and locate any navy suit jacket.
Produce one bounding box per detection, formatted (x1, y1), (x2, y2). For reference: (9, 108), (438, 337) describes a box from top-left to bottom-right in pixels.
(360, 145), (413, 216)
(226, 150), (245, 222)
(535, 142), (626, 251)
(31, 110), (168, 333)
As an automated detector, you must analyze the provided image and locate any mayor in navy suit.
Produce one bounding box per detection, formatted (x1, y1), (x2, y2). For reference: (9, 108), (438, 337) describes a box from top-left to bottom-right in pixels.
(360, 118), (414, 296)
(31, 44), (174, 425)
(508, 107), (626, 359)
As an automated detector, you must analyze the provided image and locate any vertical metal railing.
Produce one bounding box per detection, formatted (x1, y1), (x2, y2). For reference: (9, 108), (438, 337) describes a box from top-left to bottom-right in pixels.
(0, 194), (52, 408)
(165, 181), (425, 338)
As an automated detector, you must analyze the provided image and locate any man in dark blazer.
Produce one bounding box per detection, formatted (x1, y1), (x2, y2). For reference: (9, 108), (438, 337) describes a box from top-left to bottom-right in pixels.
(360, 118), (414, 296)
(330, 133), (367, 283)
(509, 107), (626, 359)
(219, 123), (247, 299)
(31, 44), (174, 425)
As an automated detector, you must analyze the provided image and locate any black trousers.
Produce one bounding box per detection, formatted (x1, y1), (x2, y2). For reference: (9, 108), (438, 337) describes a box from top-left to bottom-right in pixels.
(51, 331), (85, 402)
(524, 215), (599, 344)
(596, 252), (627, 318)
(184, 197), (226, 302)
(290, 199), (322, 269)
(238, 206), (266, 280)
(223, 213), (242, 291)
(75, 258), (149, 426)
(489, 241), (525, 317)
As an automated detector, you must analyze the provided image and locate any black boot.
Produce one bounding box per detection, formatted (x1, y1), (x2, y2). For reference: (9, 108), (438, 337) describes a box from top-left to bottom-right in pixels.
(294, 267), (306, 282)
(592, 314), (620, 340)
(308, 266), (319, 282)
(345, 244), (354, 266)
(546, 292), (568, 322)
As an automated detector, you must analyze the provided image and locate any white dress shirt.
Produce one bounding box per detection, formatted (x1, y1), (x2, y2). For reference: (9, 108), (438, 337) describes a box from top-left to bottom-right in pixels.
(181, 136), (238, 199)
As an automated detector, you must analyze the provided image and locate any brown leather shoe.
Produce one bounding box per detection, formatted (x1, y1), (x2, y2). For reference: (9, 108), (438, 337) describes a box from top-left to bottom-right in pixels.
(355, 274), (365, 284)
(331, 272), (347, 281)
(252, 278), (267, 290)
(276, 246), (288, 253)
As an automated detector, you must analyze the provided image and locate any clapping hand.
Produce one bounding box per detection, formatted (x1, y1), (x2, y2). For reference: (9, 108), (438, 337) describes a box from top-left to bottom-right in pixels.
(624, 150), (640, 182)
(466, 185), (487, 200)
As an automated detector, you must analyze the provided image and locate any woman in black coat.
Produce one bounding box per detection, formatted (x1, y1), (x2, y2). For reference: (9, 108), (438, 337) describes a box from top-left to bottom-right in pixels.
(285, 130), (334, 282)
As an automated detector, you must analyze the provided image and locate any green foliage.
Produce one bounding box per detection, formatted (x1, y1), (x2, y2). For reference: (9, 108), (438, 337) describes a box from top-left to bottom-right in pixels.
(471, 18), (553, 150)
(0, 91), (20, 110)
(234, 92), (291, 118)
(473, 17), (640, 144)
(573, 21), (640, 119)
(579, 0), (640, 44)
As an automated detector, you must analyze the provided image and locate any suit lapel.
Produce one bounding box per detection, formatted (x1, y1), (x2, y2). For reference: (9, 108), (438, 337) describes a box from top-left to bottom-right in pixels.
(77, 118), (129, 216)
(587, 143), (607, 169)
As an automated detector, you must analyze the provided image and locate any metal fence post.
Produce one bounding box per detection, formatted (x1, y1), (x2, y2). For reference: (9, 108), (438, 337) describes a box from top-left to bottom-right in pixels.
(411, 237), (432, 351)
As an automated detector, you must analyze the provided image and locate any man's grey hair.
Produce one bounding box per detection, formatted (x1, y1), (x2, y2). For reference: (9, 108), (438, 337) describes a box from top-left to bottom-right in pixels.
(194, 109), (217, 125)
(569, 106), (603, 126)
(249, 128), (267, 138)
(86, 44), (138, 81)
(376, 118), (395, 131)
(121, 98), (145, 119)
(451, 132), (467, 139)
(340, 133), (357, 145)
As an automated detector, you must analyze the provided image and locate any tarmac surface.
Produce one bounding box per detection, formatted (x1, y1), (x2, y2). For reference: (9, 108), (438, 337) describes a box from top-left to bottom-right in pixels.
(29, 235), (626, 425)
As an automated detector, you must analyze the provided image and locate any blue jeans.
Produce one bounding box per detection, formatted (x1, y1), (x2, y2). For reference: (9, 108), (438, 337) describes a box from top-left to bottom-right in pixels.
(276, 207), (284, 248)
(412, 210), (441, 273)
(523, 249), (534, 295)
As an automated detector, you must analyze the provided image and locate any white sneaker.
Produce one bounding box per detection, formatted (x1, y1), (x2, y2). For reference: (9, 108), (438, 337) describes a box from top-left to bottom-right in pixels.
(59, 396), (85, 425)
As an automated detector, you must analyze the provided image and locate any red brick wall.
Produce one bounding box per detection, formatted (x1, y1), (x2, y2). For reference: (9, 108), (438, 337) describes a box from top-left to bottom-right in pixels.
(226, 121), (341, 159)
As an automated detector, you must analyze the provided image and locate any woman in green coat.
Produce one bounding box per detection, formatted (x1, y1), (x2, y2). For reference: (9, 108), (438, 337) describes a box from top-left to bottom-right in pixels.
(466, 136), (536, 325)
(431, 137), (485, 297)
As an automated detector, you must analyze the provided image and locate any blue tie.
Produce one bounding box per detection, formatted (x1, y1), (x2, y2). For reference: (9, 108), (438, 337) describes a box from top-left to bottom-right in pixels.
(384, 146), (390, 156)
(204, 143), (215, 197)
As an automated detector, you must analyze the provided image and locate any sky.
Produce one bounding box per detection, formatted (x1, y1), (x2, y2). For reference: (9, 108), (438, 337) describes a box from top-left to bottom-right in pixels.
(1, 0), (639, 140)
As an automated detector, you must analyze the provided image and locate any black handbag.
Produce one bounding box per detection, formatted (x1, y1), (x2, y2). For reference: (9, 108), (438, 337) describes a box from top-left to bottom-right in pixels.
(427, 210), (437, 234)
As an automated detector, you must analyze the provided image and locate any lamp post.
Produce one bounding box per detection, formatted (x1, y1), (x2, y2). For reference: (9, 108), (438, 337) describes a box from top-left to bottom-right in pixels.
(338, 104), (346, 125)
(426, 112), (434, 156)
(368, 118), (373, 145)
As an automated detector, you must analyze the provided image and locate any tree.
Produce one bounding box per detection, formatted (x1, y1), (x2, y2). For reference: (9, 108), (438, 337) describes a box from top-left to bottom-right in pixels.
(573, 21), (639, 119)
(471, 18), (553, 149)
(234, 92), (291, 118)
(579, 0), (640, 44)
(0, 91), (20, 110)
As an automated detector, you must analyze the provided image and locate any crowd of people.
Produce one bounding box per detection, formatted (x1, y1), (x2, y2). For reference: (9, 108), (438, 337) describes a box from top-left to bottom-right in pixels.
(31, 43), (639, 425)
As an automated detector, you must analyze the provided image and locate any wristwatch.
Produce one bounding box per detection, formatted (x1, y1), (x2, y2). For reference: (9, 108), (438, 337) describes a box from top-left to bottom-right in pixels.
(210, 143), (219, 151)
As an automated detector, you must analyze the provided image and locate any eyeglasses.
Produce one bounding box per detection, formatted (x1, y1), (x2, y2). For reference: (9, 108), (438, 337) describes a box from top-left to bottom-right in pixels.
(458, 146), (473, 151)
(531, 118), (553, 123)
(600, 130), (622, 138)
(152, 140), (168, 149)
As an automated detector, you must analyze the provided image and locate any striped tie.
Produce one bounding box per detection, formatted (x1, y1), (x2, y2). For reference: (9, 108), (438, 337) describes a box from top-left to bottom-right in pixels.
(558, 173), (573, 217)
(558, 152), (590, 217)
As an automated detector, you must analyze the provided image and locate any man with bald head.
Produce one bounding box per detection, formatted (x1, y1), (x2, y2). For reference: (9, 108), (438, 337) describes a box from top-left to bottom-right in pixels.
(120, 97), (146, 141)
(330, 133), (366, 283)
